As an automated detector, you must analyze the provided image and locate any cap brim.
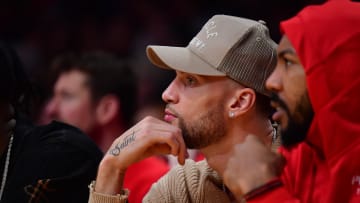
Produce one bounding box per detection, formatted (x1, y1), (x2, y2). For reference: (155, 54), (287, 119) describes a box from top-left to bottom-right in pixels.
(146, 45), (226, 76)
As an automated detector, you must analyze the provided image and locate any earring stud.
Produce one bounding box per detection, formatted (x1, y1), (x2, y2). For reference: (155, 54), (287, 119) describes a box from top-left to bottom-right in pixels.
(229, 112), (235, 118)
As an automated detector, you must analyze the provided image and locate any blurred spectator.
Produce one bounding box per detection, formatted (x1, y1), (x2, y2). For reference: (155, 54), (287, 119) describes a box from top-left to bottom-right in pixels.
(0, 41), (102, 202)
(44, 52), (169, 203)
(44, 52), (137, 151)
(0, 0), (325, 124)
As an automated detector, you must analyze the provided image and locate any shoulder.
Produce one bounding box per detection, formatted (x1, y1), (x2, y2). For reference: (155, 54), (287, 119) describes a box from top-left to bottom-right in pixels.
(19, 120), (103, 157)
(172, 159), (215, 174)
(14, 120), (103, 175)
(149, 159), (217, 188)
(169, 159), (222, 188)
(8, 120), (103, 202)
(159, 159), (220, 183)
(144, 159), (228, 202)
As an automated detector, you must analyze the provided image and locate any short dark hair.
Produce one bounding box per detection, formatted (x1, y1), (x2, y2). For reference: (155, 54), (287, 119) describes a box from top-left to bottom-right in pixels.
(51, 52), (138, 127)
(0, 42), (32, 112)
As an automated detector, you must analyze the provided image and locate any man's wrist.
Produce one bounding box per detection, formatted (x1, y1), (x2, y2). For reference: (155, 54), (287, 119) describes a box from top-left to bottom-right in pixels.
(89, 181), (129, 203)
(95, 156), (127, 194)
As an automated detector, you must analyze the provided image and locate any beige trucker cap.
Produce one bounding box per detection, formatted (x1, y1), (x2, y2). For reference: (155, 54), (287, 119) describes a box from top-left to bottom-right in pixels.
(146, 14), (277, 96)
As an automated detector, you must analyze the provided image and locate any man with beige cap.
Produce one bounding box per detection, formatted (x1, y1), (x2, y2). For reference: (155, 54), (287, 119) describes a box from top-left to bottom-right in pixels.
(88, 14), (280, 203)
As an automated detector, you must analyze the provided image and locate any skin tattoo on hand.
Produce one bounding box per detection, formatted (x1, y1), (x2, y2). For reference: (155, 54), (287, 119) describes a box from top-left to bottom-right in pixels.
(110, 130), (137, 156)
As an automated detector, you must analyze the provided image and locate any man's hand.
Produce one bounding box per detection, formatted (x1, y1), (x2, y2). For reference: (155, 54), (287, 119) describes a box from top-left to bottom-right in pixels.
(223, 135), (284, 200)
(94, 116), (187, 194)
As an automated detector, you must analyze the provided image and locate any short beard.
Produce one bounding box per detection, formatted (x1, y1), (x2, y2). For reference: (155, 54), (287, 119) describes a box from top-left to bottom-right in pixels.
(270, 93), (314, 148)
(178, 106), (226, 149)
(281, 114), (312, 148)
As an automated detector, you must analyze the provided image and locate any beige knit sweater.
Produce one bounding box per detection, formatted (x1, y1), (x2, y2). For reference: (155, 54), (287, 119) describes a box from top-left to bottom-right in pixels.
(88, 160), (232, 203)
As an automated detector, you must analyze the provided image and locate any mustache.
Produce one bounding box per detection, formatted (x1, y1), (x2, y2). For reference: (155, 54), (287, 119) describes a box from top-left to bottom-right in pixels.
(270, 93), (290, 115)
(270, 93), (290, 114)
(165, 104), (180, 117)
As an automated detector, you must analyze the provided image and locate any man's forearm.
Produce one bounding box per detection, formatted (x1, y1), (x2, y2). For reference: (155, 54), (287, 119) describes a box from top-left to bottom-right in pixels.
(94, 156), (126, 195)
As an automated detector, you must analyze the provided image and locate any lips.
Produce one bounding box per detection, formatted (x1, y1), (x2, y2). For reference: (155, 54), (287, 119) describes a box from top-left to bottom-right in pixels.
(164, 109), (177, 123)
(270, 101), (284, 122)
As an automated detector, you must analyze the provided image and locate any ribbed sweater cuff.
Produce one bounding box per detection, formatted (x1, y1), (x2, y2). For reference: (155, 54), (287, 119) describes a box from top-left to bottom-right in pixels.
(88, 181), (129, 203)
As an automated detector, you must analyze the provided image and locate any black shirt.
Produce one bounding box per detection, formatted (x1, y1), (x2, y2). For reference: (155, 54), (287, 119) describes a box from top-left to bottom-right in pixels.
(0, 117), (103, 203)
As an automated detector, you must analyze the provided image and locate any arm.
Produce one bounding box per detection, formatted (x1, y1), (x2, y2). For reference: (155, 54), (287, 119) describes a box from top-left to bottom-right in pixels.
(89, 116), (188, 202)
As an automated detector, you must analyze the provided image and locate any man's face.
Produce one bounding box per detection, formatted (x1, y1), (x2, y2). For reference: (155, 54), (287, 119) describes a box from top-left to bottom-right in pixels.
(46, 70), (98, 135)
(265, 36), (314, 148)
(162, 71), (234, 149)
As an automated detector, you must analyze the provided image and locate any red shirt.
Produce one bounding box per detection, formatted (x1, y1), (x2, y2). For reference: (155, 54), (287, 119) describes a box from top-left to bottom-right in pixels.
(124, 157), (169, 203)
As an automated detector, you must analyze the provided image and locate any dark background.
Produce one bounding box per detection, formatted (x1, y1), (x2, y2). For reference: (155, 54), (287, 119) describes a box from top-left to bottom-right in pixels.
(0, 0), (325, 122)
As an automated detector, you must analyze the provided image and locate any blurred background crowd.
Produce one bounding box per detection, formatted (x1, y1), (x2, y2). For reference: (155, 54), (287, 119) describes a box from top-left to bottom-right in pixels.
(0, 0), (325, 123)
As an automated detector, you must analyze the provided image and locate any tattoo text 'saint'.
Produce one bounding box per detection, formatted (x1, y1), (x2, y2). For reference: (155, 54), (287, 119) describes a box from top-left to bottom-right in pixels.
(110, 130), (136, 156)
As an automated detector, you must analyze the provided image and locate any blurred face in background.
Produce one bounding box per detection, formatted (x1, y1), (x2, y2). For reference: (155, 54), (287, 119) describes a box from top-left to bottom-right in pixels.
(46, 70), (98, 135)
(266, 36), (314, 148)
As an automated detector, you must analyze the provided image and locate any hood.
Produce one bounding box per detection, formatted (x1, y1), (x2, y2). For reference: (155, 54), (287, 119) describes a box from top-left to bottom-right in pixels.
(280, 0), (360, 163)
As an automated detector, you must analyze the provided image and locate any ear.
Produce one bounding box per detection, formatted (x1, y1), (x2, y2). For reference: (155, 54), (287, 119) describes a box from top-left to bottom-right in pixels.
(95, 95), (120, 125)
(228, 88), (256, 118)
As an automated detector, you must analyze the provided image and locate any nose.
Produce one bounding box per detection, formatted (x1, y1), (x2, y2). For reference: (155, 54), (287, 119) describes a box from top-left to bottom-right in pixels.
(44, 98), (58, 118)
(162, 79), (179, 104)
(265, 66), (282, 93)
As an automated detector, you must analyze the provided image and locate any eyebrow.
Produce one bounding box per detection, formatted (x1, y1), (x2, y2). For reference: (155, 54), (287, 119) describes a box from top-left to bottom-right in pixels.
(177, 71), (201, 78)
(277, 49), (296, 58)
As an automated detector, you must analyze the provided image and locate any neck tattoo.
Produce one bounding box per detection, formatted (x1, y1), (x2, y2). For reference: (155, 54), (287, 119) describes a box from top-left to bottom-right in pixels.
(0, 132), (14, 200)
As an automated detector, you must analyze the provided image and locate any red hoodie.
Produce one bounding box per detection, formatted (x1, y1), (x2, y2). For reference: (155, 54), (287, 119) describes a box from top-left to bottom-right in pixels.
(250, 1), (360, 202)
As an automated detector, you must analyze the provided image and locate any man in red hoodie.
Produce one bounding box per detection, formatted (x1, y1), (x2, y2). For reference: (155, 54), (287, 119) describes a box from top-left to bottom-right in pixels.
(223, 0), (360, 202)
